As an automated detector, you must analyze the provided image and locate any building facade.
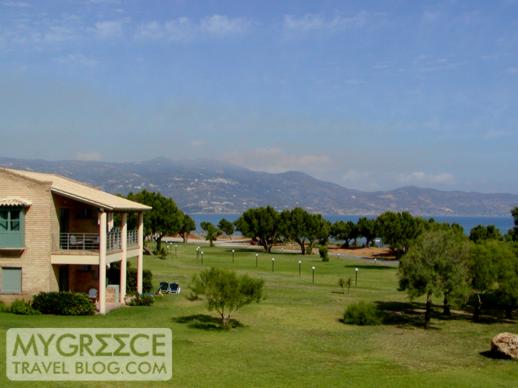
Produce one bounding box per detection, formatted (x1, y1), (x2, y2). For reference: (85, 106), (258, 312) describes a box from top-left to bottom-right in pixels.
(0, 168), (151, 314)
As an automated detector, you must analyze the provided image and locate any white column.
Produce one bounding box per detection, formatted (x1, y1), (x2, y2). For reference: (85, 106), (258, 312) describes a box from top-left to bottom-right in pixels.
(98, 211), (107, 315)
(120, 212), (128, 304)
(137, 212), (144, 294)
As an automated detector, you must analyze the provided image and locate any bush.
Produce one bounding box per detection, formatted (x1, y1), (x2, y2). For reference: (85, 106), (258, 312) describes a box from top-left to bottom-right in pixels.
(191, 267), (264, 328)
(319, 246), (329, 262)
(128, 294), (154, 306)
(32, 292), (95, 315)
(10, 299), (40, 315)
(343, 301), (382, 325)
(154, 246), (168, 260)
(0, 301), (6, 312)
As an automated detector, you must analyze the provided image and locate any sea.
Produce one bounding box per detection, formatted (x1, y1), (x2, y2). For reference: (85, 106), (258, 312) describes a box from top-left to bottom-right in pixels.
(191, 214), (515, 235)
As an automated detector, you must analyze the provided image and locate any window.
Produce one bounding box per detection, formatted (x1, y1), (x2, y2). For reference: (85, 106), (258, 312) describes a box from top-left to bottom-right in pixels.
(0, 207), (25, 248)
(2, 267), (22, 293)
(0, 210), (8, 232)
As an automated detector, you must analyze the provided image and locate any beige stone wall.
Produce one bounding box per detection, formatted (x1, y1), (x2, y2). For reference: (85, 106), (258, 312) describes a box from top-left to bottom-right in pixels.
(0, 170), (56, 301)
(52, 195), (99, 236)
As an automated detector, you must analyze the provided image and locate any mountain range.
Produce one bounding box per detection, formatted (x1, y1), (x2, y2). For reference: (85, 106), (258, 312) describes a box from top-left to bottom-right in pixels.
(1, 157), (517, 216)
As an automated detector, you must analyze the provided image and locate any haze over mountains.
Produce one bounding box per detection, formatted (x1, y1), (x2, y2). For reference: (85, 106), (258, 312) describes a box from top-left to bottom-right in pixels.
(1, 157), (517, 216)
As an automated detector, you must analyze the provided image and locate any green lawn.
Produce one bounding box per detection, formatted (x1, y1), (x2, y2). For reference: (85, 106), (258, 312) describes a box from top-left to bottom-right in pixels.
(1, 244), (517, 387)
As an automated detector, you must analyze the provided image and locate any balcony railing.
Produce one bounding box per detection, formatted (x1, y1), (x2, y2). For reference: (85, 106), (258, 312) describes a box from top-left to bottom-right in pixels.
(128, 229), (138, 247)
(58, 233), (99, 251)
(55, 228), (138, 252)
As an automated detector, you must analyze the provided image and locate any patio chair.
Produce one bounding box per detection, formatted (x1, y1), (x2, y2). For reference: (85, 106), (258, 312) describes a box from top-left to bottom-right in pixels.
(170, 282), (181, 294)
(158, 282), (170, 294)
(88, 288), (98, 303)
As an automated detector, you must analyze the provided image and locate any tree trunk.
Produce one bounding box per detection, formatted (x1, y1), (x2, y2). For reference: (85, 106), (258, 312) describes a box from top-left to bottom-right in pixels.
(424, 293), (432, 329)
(473, 294), (481, 321)
(209, 238), (214, 247)
(443, 293), (451, 316)
(297, 239), (305, 255)
(156, 236), (162, 251)
(505, 306), (513, 320)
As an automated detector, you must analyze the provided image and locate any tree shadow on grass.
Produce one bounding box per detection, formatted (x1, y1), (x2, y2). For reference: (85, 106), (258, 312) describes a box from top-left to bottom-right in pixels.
(374, 301), (430, 328)
(374, 301), (516, 329)
(343, 264), (395, 271)
(173, 314), (244, 331)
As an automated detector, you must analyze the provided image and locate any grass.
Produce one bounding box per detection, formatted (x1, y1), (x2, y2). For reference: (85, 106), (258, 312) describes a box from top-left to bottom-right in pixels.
(1, 244), (517, 387)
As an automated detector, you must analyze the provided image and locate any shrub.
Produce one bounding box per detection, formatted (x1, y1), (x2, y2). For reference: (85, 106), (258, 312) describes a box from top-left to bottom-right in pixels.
(319, 246), (329, 262)
(191, 267), (264, 328)
(186, 291), (199, 301)
(0, 301), (6, 312)
(338, 278), (352, 294)
(10, 299), (40, 315)
(343, 301), (382, 325)
(154, 246), (168, 260)
(32, 292), (95, 315)
(128, 294), (154, 306)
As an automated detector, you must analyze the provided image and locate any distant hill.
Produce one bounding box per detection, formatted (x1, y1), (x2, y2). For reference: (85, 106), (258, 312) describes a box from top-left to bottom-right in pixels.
(1, 157), (517, 216)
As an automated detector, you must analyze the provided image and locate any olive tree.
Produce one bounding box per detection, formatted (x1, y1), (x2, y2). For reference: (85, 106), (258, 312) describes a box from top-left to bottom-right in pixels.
(280, 208), (330, 254)
(330, 220), (357, 248)
(218, 218), (235, 239)
(190, 268), (264, 328)
(200, 221), (222, 247)
(178, 213), (196, 243)
(235, 206), (281, 253)
(399, 229), (470, 328)
(126, 190), (183, 251)
(377, 211), (425, 258)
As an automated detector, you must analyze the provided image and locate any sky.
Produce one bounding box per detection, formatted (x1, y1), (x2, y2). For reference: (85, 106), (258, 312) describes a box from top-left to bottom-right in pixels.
(1, 0), (518, 193)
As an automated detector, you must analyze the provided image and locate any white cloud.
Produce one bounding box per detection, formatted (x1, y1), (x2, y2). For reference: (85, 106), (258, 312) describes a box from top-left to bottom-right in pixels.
(413, 55), (466, 73)
(481, 129), (512, 140)
(75, 151), (102, 161)
(200, 14), (251, 35)
(421, 10), (441, 23)
(224, 147), (331, 173)
(42, 25), (77, 43)
(136, 15), (251, 41)
(94, 20), (124, 38)
(191, 139), (206, 148)
(340, 169), (381, 191)
(283, 12), (368, 32)
(397, 171), (456, 186)
(55, 53), (97, 67)
(0, 1), (29, 7)
(85, 0), (121, 4)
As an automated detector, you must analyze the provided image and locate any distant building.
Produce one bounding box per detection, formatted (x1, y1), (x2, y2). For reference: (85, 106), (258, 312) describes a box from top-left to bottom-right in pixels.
(0, 168), (151, 314)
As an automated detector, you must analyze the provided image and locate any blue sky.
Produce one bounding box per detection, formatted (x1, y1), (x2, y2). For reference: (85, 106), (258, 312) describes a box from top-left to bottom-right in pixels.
(1, 0), (518, 193)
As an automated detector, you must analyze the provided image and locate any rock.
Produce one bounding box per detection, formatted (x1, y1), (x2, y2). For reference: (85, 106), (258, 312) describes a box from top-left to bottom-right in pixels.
(491, 332), (518, 359)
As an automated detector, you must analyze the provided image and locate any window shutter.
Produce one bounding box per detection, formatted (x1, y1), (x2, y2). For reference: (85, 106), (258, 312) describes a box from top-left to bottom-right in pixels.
(2, 268), (22, 293)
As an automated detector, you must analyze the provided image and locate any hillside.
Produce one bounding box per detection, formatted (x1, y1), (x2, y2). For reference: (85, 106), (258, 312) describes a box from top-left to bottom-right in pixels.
(1, 157), (517, 216)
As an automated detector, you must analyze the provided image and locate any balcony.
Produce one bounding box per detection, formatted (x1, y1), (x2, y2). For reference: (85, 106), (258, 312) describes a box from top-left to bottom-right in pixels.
(54, 228), (139, 253)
